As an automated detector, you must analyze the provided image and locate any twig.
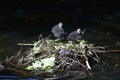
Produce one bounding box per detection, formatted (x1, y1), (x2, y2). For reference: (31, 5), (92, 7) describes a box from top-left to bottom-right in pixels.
(101, 54), (120, 64)
(17, 43), (34, 46)
(106, 50), (120, 53)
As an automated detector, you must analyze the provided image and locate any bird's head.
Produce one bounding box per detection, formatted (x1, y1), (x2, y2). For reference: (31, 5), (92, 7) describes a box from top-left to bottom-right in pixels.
(77, 28), (81, 34)
(58, 22), (63, 28)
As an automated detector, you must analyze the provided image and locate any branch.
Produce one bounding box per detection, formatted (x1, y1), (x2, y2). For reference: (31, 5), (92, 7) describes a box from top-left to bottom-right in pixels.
(106, 50), (120, 53)
(17, 43), (34, 46)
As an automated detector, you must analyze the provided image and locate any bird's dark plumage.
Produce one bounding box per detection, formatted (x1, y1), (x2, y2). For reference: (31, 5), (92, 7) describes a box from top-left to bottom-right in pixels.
(51, 23), (64, 39)
(67, 30), (83, 41)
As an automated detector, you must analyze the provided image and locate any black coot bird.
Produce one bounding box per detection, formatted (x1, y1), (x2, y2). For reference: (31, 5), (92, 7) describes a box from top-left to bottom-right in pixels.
(67, 28), (85, 41)
(51, 22), (64, 39)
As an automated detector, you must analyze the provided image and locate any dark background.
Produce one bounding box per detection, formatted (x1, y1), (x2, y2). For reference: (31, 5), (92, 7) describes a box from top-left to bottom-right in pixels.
(0, 0), (120, 36)
(0, 1), (120, 79)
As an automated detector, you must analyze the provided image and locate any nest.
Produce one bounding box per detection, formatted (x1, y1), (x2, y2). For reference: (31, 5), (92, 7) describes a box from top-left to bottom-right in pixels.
(0, 38), (106, 79)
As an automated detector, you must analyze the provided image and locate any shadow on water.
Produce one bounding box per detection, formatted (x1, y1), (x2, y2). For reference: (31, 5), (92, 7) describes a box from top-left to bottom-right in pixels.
(0, 13), (120, 80)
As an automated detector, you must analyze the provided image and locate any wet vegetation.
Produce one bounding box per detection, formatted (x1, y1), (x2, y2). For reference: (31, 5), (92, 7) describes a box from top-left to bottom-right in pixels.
(0, 34), (119, 79)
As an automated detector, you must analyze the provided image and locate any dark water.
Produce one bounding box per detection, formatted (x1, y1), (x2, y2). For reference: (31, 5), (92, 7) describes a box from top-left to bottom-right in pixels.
(0, 13), (120, 80)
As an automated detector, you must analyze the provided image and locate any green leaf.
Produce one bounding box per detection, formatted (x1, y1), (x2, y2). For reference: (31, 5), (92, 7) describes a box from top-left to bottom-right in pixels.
(46, 66), (52, 70)
(25, 66), (34, 70)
